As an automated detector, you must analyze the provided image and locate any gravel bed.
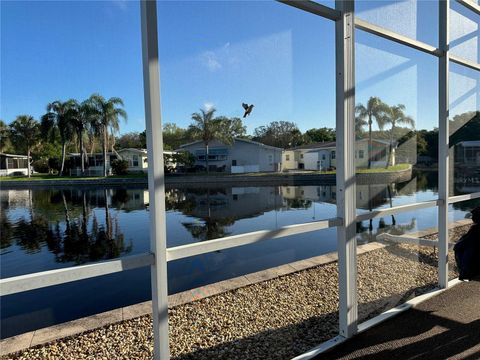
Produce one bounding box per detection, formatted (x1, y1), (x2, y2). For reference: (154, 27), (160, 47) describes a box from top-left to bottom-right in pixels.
(3, 225), (470, 360)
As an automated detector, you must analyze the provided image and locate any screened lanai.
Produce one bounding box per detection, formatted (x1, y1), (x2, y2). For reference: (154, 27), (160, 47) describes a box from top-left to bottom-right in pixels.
(1, 0), (479, 359)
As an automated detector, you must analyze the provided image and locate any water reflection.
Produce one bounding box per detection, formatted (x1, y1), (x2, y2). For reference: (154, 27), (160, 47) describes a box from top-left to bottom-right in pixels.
(1, 188), (132, 264)
(1, 180), (473, 339)
(1, 180), (433, 264)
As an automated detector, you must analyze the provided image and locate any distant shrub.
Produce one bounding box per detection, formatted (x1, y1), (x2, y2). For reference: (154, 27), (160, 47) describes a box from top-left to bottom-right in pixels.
(111, 159), (129, 175)
(48, 157), (62, 173)
(32, 159), (49, 173)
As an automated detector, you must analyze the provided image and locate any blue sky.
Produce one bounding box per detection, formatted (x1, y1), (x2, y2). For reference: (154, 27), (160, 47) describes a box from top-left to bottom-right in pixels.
(1, 1), (478, 135)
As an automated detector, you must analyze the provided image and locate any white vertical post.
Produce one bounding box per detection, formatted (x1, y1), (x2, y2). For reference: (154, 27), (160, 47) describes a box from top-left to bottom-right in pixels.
(335, 0), (357, 338)
(140, 1), (170, 359)
(438, 0), (449, 289)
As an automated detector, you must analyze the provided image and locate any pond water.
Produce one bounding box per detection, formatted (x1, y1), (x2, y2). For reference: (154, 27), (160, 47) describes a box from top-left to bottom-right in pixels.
(1, 170), (479, 338)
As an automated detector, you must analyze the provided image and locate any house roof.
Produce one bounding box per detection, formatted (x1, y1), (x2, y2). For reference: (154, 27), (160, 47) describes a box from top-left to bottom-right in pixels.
(459, 141), (480, 147)
(118, 148), (147, 154)
(68, 152), (116, 156)
(179, 138), (283, 151)
(290, 141), (336, 150)
(0, 153), (28, 159)
(289, 138), (390, 151)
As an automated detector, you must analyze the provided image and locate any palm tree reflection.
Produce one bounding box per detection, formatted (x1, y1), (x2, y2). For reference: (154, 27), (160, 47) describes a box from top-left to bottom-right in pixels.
(177, 188), (235, 241)
(5, 188), (132, 264)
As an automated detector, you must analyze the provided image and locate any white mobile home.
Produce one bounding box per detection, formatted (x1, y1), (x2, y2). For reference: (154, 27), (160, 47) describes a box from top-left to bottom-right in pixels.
(68, 152), (118, 176)
(282, 139), (392, 171)
(117, 148), (148, 173)
(455, 141), (480, 166)
(0, 153), (29, 176)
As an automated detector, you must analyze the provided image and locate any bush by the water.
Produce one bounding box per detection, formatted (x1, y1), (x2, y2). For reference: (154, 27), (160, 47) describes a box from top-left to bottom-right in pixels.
(48, 157), (62, 173)
(111, 159), (129, 175)
(33, 159), (49, 173)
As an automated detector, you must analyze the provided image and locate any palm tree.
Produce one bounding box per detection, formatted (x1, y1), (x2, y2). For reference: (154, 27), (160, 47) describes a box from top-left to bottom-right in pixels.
(68, 100), (97, 175)
(382, 104), (415, 168)
(188, 108), (234, 173)
(9, 115), (40, 177)
(42, 100), (77, 176)
(355, 97), (389, 168)
(355, 116), (368, 138)
(88, 94), (127, 176)
(0, 120), (11, 153)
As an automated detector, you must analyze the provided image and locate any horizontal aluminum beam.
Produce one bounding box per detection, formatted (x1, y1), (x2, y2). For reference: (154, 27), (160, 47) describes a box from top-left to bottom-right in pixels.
(278, 0), (341, 21)
(0, 253), (154, 296)
(448, 191), (480, 204)
(356, 200), (440, 222)
(292, 335), (347, 360)
(457, 0), (480, 15)
(449, 54), (480, 72)
(166, 217), (343, 261)
(354, 19), (441, 57)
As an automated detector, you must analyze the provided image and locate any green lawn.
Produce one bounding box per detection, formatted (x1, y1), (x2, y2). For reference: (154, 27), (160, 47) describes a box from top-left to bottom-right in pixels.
(0, 173), (148, 181)
(355, 163), (411, 173)
(240, 164), (411, 176)
(0, 164), (411, 181)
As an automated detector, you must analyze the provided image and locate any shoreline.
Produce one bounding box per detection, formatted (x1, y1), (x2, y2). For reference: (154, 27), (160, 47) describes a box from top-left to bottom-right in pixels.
(0, 166), (412, 188)
(0, 218), (471, 357)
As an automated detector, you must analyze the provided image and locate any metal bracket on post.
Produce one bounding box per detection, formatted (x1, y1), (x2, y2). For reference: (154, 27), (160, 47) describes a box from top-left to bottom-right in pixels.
(438, 0), (449, 289)
(335, 0), (357, 339)
(140, 1), (170, 359)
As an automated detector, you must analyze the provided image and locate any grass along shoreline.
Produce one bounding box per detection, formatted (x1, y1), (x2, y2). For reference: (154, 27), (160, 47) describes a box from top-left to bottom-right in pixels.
(0, 164), (411, 182)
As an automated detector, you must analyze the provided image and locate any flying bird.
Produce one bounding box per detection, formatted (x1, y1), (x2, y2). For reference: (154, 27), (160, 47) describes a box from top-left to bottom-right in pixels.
(242, 103), (254, 118)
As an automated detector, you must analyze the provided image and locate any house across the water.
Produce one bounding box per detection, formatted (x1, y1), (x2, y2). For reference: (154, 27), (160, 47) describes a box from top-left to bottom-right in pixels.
(68, 152), (118, 176)
(0, 153), (29, 176)
(179, 138), (282, 173)
(455, 141), (480, 166)
(282, 139), (392, 171)
(117, 148), (148, 173)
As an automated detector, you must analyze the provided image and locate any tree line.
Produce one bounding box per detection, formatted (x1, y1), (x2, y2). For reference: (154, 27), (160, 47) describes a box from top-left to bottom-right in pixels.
(4, 95), (475, 177)
(117, 97), (415, 171)
(1, 94), (126, 177)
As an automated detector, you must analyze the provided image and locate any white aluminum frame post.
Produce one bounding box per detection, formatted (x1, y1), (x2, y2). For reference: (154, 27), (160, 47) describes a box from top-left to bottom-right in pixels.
(438, 0), (450, 289)
(140, 1), (170, 359)
(335, 0), (357, 339)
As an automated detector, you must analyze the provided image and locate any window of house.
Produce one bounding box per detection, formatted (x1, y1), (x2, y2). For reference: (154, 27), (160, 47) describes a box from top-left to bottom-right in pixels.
(286, 154), (290, 161)
(300, 154), (304, 159)
(133, 155), (139, 167)
(358, 150), (364, 159)
(331, 150), (336, 159)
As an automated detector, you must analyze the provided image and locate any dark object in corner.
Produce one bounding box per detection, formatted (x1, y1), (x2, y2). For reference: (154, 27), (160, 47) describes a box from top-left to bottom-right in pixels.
(454, 207), (480, 281)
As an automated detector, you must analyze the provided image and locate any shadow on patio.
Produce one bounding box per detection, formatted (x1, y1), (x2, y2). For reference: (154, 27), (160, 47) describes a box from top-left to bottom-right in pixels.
(318, 277), (480, 360)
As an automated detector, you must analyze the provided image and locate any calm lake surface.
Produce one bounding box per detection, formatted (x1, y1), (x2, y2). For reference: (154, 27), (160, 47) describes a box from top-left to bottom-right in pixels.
(1, 170), (478, 338)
